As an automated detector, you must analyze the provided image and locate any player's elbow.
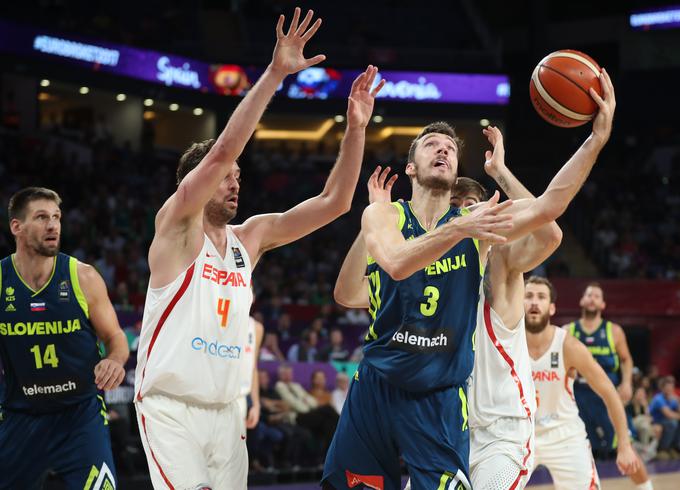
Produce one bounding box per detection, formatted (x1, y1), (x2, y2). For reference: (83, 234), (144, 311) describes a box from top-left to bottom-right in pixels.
(333, 282), (354, 307)
(547, 225), (563, 249)
(385, 261), (409, 281)
(320, 189), (352, 216)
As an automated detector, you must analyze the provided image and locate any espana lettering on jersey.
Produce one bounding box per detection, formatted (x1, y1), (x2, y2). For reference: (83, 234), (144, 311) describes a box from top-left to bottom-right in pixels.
(424, 254), (467, 276)
(0, 319), (82, 336)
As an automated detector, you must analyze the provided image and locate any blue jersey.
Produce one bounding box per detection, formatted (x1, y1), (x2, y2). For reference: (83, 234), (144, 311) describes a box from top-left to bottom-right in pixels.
(363, 201), (482, 392)
(0, 253), (101, 413)
(569, 319), (620, 387)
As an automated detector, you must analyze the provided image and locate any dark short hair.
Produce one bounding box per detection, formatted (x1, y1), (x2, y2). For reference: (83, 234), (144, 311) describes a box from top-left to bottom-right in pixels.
(583, 282), (604, 299)
(8, 187), (62, 221)
(526, 275), (557, 303)
(176, 139), (216, 184)
(407, 121), (464, 164)
(659, 376), (675, 389)
(452, 177), (488, 202)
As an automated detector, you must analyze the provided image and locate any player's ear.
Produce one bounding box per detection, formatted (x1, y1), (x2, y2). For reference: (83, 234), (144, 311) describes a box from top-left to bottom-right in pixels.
(549, 303), (556, 317)
(601, 300), (606, 311)
(405, 162), (416, 178)
(9, 218), (22, 237)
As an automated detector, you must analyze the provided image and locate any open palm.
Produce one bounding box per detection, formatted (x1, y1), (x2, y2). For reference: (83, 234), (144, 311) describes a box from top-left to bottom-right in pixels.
(271, 8), (326, 76)
(347, 65), (385, 129)
(368, 166), (398, 204)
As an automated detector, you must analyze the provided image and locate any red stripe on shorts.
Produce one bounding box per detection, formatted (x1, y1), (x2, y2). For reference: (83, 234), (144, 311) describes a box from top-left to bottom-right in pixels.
(141, 414), (175, 489)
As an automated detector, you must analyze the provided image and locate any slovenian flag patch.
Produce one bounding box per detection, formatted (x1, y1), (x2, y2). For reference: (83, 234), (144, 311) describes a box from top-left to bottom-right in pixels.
(30, 302), (46, 312)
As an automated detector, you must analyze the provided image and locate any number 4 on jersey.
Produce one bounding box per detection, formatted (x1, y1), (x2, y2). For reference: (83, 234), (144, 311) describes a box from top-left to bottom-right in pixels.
(217, 298), (231, 327)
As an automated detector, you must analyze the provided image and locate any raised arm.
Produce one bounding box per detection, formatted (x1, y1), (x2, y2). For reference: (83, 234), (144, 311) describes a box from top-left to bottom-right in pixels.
(158, 8), (325, 231)
(364, 191), (513, 281)
(497, 68), (616, 242)
(334, 166), (397, 308)
(236, 66), (385, 262)
(565, 335), (640, 476)
(78, 262), (129, 391)
(483, 126), (562, 274)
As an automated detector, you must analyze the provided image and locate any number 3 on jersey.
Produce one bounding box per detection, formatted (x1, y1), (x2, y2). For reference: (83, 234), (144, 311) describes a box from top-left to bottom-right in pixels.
(420, 285), (439, 316)
(217, 298), (231, 327)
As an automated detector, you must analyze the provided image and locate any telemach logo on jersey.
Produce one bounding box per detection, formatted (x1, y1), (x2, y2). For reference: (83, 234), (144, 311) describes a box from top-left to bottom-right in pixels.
(388, 324), (452, 353)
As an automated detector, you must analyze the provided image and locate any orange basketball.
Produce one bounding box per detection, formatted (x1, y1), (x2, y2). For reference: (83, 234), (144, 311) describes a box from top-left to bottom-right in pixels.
(529, 49), (603, 128)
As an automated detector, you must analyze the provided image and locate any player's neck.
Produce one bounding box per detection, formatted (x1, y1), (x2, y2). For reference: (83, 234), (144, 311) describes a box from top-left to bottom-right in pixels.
(579, 313), (602, 332)
(527, 323), (555, 359)
(409, 187), (451, 231)
(203, 219), (228, 258)
(12, 248), (56, 291)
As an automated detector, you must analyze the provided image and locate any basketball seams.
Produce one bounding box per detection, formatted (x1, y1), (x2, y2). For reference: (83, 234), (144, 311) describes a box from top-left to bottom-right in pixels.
(544, 51), (600, 78)
(540, 64), (593, 100)
(531, 65), (591, 121)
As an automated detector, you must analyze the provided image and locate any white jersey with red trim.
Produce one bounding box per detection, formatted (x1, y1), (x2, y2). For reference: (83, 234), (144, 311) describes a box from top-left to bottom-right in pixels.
(135, 228), (253, 405)
(239, 317), (257, 397)
(531, 326), (585, 437)
(468, 293), (536, 429)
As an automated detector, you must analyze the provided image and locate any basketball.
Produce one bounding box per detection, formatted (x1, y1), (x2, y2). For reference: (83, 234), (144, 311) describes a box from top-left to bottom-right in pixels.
(530, 49), (604, 128)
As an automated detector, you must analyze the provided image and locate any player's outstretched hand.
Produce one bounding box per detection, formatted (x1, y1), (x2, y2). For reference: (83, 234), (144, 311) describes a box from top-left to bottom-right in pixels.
(368, 166), (398, 204)
(347, 65), (385, 130)
(452, 191), (513, 244)
(246, 403), (261, 429)
(270, 7), (325, 76)
(590, 68), (616, 147)
(482, 125), (506, 179)
(94, 358), (125, 391)
(616, 443), (641, 476)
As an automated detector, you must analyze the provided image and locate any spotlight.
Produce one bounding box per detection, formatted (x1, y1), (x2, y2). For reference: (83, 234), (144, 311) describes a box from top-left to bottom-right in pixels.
(40, 79), (50, 87)
(334, 115), (345, 123)
(373, 115), (384, 123)
(193, 107), (204, 116)
(144, 98), (154, 107)
(480, 119), (490, 127)
(79, 86), (90, 95)
(116, 93), (127, 102)
(169, 103), (179, 111)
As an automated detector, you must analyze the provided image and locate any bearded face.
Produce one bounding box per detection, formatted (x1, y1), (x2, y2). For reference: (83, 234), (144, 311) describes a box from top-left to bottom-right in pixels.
(13, 199), (61, 257)
(407, 133), (459, 192)
(524, 283), (554, 334)
(204, 165), (240, 226)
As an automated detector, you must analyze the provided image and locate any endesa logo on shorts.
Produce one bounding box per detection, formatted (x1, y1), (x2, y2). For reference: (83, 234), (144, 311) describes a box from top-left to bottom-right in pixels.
(191, 336), (241, 359)
(388, 325), (452, 353)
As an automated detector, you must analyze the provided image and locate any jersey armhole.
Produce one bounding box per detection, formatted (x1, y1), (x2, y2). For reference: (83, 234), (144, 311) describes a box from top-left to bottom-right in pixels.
(69, 257), (90, 319)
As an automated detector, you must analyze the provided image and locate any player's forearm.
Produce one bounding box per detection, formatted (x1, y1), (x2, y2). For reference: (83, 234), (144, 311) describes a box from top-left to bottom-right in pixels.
(317, 127), (366, 214)
(103, 330), (129, 365)
(334, 232), (369, 307)
(374, 222), (466, 281)
(492, 164), (535, 200)
(214, 66), (286, 163)
(535, 136), (604, 220)
(250, 365), (260, 408)
(620, 356), (633, 388)
(602, 385), (633, 448)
